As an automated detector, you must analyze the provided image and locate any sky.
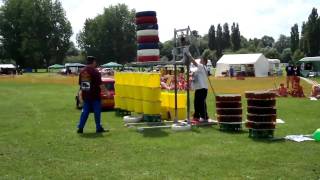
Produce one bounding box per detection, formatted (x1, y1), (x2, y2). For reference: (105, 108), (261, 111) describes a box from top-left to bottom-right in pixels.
(2, 0), (320, 44)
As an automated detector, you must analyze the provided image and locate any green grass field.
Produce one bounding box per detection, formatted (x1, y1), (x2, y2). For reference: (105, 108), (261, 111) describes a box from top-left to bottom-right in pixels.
(0, 74), (319, 179)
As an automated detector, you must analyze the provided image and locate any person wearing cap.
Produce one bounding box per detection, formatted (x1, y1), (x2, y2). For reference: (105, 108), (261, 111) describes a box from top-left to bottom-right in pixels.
(77, 56), (107, 133)
(180, 36), (209, 122)
(285, 63), (294, 89)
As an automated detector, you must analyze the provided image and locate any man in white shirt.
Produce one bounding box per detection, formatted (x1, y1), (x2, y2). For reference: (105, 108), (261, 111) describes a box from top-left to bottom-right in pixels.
(190, 58), (209, 122)
(180, 36), (209, 122)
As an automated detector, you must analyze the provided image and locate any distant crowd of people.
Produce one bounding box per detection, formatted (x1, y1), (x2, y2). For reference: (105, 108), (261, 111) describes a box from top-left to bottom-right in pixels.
(272, 64), (305, 98)
(272, 63), (320, 99)
(160, 68), (189, 90)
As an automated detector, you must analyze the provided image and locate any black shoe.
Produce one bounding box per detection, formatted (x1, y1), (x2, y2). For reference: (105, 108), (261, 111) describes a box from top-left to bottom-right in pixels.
(77, 128), (83, 134)
(96, 128), (108, 133)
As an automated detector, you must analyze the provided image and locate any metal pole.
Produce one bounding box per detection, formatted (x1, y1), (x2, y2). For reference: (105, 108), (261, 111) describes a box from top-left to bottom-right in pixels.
(186, 63), (190, 124)
(174, 29), (178, 124)
(174, 62), (178, 123)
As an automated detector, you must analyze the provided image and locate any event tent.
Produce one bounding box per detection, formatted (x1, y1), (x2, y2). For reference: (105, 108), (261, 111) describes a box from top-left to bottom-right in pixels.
(64, 63), (85, 74)
(48, 64), (64, 69)
(0, 64), (16, 74)
(268, 59), (281, 75)
(0, 64), (16, 69)
(215, 53), (269, 77)
(299, 56), (320, 77)
(101, 62), (122, 68)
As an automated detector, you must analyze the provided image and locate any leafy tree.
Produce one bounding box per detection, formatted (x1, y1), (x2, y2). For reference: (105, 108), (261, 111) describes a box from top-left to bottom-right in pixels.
(66, 42), (80, 56)
(259, 47), (280, 59)
(160, 40), (174, 60)
(305, 8), (320, 56)
(274, 34), (290, 54)
(236, 48), (250, 54)
(202, 48), (217, 66)
(231, 23), (241, 51)
(300, 22), (308, 55)
(0, 0), (72, 68)
(247, 38), (261, 52)
(222, 23), (230, 49)
(240, 36), (248, 49)
(77, 4), (136, 64)
(215, 24), (223, 58)
(281, 48), (292, 63)
(208, 25), (216, 50)
(292, 49), (304, 63)
(260, 35), (275, 48)
(198, 37), (208, 56)
(290, 24), (299, 53)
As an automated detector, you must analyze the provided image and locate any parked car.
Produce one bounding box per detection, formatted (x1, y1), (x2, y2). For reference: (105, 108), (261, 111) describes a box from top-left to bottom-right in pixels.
(75, 77), (115, 110)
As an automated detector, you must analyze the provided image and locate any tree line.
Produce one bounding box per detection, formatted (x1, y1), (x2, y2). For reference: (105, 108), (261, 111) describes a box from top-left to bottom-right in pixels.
(0, 1), (319, 68)
(161, 8), (320, 65)
(0, 0), (72, 70)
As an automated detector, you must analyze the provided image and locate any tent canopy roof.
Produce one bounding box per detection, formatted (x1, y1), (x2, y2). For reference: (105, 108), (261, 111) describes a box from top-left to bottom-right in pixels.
(101, 62), (122, 67)
(217, 53), (264, 65)
(65, 63), (85, 67)
(268, 59), (281, 63)
(0, 64), (15, 68)
(299, 56), (320, 62)
(48, 64), (64, 69)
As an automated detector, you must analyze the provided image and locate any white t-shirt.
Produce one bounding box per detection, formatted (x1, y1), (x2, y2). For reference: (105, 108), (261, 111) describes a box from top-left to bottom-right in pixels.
(193, 64), (208, 90)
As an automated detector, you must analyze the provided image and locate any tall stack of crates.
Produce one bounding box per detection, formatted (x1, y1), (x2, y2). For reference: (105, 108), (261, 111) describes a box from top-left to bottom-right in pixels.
(216, 94), (243, 131)
(136, 11), (160, 62)
(245, 91), (277, 138)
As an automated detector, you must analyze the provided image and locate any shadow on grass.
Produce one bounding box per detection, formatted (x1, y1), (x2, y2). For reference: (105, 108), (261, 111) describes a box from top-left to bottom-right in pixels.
(250, 137), (286, 143)
(79, 132), (105, 138)
(140, 129), (169, 138)
(217, 129), (249, 135)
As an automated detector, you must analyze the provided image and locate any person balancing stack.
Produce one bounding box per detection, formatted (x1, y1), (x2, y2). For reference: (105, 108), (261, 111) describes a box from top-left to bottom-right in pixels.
(136, 11), (160, 62)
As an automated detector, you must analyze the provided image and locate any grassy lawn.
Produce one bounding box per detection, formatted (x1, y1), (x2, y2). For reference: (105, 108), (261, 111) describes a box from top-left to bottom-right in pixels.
(0, 74), (319, 179)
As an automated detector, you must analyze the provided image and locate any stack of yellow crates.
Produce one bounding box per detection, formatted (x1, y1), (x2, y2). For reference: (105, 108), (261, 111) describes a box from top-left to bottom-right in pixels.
(141, 73), (161, 115)
(114, 72), (161, 115)
(161, 92), (187, 120)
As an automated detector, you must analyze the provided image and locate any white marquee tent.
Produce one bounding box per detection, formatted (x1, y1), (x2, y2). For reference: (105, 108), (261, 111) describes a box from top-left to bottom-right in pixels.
(215, 53), (269, 77)
(268, 59), (281, 75)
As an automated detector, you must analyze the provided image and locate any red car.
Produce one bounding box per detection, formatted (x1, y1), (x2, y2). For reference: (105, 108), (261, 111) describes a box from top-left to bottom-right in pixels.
(76, 77), (115, 109)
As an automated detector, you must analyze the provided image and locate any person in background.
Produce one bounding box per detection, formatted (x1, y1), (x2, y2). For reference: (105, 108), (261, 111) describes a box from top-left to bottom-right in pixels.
(293, 65), (301, 77)
(229, 66), (234, 78)
(289, 77), (305, 97)
(77, 56), (108, 134)
(277, 83), (288, 97)
(311, 84), (320, 99)
(285, 63), (294, 89)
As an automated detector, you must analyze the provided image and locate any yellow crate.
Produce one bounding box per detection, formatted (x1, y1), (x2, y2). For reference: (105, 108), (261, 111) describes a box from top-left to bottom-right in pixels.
(132, 86), (143, 100)
(120, 97), (127, 110)
(122, 85), (133, 98)
(134, 99), (143, 113)
(148, 73), (160, 87)
(169, 108), (187, 120)
(114, 84), (123, 97)
(161, 92), (170, 107)
(126, 98), (135, 112)
(161, 106), (169, 120)
(116, 72), (124, 85)
(114, 95), (119, 108)
(168, 92), (187, 108)
(142, 87), (161, 101)
(136, 73), (143, 86)
(143, 101), (161, 115)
